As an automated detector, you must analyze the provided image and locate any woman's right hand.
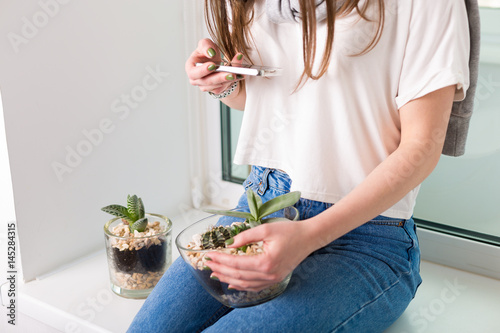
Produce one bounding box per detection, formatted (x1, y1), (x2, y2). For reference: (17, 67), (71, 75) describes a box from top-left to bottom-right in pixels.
(185, 39), (246, 109)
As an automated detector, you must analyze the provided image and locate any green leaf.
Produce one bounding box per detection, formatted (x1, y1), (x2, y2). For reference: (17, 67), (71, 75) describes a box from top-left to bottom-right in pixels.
(255, 192), (263, 208)
(230, 223), (250, 236)
(203, 208), (254, 220)
(137, 197), (145, 219)
(127, 195), (139, 221)
(130, 217), (148, 233)
(249, 219), (261, 228)
(258, 191), (301, 219)
(101, 205), (132, 221)
(246, 189), (260, 220)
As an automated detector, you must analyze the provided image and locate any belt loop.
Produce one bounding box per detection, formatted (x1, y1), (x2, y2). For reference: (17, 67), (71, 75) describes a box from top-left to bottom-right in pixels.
(257, 168), (274, 195)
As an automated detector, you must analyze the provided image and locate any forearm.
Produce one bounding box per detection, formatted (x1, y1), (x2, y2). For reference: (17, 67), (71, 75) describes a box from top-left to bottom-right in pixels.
(305, 141), (441, 250)
(221, 81), (246, 111)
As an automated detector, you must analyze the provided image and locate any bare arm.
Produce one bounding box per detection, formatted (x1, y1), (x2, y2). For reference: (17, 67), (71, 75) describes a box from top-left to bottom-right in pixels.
(185, 39), (247, 110)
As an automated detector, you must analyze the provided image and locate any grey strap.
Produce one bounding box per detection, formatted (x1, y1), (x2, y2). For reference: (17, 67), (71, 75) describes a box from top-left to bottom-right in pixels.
(443, 0), (480, 156)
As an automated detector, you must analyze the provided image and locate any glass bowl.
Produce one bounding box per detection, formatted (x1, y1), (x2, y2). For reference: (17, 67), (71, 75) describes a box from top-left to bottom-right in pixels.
(176, 206), (299, 308)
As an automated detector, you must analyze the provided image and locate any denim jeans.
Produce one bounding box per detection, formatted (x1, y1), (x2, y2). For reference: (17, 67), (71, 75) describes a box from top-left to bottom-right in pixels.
(128, 166), (422, 333)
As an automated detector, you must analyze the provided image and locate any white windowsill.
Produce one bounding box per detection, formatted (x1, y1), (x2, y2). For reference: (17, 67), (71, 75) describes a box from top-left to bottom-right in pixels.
(2, 209), (500, 333)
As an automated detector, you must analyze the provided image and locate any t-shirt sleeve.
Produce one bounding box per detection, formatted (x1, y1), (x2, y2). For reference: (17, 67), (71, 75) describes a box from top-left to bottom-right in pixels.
(395, 0), (470, 109)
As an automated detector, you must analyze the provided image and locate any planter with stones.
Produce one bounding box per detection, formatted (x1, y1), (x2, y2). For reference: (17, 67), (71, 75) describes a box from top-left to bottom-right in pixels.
(102, 196), (172, 299)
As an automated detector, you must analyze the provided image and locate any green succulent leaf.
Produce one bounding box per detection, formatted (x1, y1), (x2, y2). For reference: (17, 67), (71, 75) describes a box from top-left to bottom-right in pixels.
(137, 197), (145, 219)
(203, 208), (254, 220)
(229, 223), (250, 237)
(101, 204), (133, 221)
(130, 217), (148, 233)
(248, 219), (261, 228)
(246, 189), (261, 220)
(202, 190), (300, 238)
(258, 191), (301, 219)
(127, 195), (140, 221)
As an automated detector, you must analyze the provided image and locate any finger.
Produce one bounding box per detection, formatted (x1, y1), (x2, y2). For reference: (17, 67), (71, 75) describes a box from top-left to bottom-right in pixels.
(206, 82), (239, 95)
(207, 249), (266, 272)
(185, 38), (222, 75)
(227, 224), (270, 249)
(227, 52), (247, 81)
(197, 38), (221, 60)
(195, 81), (229, 93)
(190, 72), (240, 89)
(188, 62), (219, 81)
(205, 261), (271, 283)
(231, 52), (245, 66)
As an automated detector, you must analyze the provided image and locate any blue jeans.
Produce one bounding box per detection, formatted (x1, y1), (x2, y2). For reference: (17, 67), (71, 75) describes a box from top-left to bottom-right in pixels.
(128, 166), (422, 333)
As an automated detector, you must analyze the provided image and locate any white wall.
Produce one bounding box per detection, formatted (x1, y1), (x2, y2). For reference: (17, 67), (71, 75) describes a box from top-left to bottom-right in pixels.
(0, 91), (16, 223)
(0, 0), (193, 281)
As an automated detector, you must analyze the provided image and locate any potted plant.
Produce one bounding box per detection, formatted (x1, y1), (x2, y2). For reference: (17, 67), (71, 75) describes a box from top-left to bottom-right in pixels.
(102, 194), (173, 299)
(176, 189), (300, 307)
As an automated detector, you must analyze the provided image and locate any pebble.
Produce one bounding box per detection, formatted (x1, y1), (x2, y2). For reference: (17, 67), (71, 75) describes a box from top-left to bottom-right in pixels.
(110, 221), (164, 251)
(113, 270), (164, 290)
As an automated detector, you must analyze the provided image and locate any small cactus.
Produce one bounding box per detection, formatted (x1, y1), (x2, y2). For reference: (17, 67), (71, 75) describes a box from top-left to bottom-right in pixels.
(200, 223), (251, 249)
(199, 189), (300, 250)
(102, 194), (148, 233)
(201, 226), (231, 249)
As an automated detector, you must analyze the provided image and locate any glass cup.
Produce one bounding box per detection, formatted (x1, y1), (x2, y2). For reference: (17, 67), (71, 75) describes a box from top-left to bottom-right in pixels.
(176, 206), (299, 308)
(104, 213), (172, 299)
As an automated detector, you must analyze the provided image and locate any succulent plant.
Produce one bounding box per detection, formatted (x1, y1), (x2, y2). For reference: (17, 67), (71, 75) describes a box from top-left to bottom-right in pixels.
(200, 223), (251, 249)
(200, 189), (301, 250)
(201, 226), (232, 249)
(102, 194), (148, 233)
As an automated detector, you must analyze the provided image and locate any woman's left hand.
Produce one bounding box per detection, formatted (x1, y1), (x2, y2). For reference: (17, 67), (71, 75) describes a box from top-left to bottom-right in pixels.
(204, 220), (317, 292)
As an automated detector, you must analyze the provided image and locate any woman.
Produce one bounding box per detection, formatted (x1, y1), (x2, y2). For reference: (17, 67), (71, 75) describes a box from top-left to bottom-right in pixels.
(129, 0), (470, 332)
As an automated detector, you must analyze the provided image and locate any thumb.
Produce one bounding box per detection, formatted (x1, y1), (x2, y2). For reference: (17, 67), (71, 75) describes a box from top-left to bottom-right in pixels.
(227, 225), (266, 248)
(231, 52), (245, 66)
(197, 38), (221, 61)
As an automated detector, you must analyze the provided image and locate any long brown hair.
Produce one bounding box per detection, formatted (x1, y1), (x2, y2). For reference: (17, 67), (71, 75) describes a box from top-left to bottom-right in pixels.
(205, 0), (385, 87)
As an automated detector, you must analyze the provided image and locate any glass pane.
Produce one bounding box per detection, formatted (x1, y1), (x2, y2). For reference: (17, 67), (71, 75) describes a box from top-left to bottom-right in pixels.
(479, 0), (500, 8)
(220, 104), (250, 183)
(229, 109), (250, 180)
(414, 7), (500, 242)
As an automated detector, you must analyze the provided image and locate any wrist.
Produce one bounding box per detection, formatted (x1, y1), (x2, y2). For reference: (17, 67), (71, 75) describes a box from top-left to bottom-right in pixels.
(209, 81), (238, 99)
(297, 219), (330, 253)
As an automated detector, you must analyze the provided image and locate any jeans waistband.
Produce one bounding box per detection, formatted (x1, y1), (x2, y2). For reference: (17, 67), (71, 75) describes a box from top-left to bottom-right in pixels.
(248, 165), (408, 225)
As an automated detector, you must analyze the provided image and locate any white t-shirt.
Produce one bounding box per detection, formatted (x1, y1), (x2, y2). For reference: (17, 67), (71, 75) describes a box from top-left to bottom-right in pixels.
(233, 0), (470, 219)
